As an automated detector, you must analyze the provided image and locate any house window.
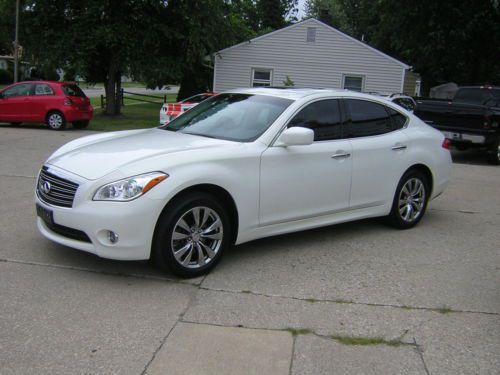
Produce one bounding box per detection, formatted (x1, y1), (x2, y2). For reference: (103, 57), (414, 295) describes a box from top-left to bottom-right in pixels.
(252, 68), (273, 87)
(342, 75), (365, 92)
(307, 27), (317, 43)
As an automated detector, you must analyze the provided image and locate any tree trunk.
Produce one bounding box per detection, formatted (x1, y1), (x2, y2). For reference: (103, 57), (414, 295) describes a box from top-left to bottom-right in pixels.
(104, 58), (117, 115)
(115, 70), (122, 115)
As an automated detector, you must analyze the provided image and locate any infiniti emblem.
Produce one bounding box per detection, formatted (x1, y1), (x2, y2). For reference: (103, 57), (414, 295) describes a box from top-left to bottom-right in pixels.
(41, 181), (51, 194)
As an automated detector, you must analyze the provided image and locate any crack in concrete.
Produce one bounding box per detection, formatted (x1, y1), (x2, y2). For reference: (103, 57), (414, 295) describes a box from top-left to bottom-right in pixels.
(413, 338), (431, 375)
(2, 257), (498, 317)
(0, 257), (200, 286)
(197, 285), (500, 316)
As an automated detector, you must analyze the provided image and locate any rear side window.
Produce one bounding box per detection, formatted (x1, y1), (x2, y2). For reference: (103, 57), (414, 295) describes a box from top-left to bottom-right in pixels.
(392, 97), (415, 111)
(288, 99), (343, 141)
(345, 99), (392, 137)
(35, 84), (54, 96)
(453, 88), (500, 104)
(62, 84), (86, 97)
(388, 107), (407, 130)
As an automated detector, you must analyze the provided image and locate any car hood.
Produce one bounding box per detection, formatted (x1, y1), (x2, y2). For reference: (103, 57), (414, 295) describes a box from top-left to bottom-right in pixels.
(47, 128), (234, 180)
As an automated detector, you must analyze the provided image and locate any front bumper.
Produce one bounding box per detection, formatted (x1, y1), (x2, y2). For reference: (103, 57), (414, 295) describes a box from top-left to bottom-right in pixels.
(35, 188), (164, 261)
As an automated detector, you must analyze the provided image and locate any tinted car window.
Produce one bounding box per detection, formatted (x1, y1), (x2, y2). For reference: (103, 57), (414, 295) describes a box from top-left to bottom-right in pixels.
(35, 83), (54, 96)
(454, 88), (500, 104)
(346, 99), (392, 137)
(288, 100), (342, 141)
(62, 84), (86, 97)
(392, 97), (415, 111)
(3, 83), (31, 98)
(388, 107), (407, 130)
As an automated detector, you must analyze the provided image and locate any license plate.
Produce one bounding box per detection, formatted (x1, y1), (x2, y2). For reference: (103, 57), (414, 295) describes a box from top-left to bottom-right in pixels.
(441, 131), (462, 140)
(36, 203), (54, 225)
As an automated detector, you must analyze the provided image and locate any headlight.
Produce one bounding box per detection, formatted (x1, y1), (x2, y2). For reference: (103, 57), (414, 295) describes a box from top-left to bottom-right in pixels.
(93, 172), (168, 201)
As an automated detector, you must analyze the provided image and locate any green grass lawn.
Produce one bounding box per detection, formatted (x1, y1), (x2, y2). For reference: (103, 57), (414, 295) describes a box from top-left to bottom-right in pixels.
(88, 102), (163, 131)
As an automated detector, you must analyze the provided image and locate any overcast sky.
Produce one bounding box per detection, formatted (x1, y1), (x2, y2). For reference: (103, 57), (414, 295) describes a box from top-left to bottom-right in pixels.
(297, 0), (307, 18)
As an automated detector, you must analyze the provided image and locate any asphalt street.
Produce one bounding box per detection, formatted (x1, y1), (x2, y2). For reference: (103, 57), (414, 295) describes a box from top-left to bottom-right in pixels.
(0, 125), (499, 374)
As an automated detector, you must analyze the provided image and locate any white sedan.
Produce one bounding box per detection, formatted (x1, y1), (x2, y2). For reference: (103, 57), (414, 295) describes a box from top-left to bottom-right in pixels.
(35, 88), (452, 277)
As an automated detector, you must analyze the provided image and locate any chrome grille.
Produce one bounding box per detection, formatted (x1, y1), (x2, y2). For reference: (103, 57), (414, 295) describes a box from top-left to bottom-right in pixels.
(37, 167), (78, 208)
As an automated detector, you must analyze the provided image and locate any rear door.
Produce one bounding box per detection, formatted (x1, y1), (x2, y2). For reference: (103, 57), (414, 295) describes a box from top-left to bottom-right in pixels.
(31, 83), (57, 121)
(345, 99), (410, 208)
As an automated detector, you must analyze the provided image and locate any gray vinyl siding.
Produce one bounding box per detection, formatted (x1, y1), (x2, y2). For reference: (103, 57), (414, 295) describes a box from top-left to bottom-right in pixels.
(214, 19), (406, 94)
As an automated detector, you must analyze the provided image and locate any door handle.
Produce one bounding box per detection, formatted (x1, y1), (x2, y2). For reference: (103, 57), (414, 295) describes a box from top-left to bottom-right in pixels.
(391, 145), (407, 151)
(331, 152), (351, 159)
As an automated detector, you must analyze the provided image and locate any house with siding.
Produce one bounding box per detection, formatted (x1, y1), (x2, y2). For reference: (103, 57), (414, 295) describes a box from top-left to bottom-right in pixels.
(213, 18), (419, 95)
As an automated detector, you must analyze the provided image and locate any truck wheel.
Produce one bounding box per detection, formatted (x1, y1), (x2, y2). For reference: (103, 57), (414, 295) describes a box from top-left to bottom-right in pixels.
(487, 138), (500, 165)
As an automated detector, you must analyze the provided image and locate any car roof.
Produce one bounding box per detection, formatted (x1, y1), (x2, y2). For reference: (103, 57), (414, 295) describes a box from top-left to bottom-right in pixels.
(226, 87), (382, 101)
(7, 80), (77, 86)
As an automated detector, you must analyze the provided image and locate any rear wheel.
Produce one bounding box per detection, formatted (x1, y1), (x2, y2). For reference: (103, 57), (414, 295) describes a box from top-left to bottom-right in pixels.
(73, 120), (89, 129)
(46, 111), (66, 130)
(152, 192), (231, 278)
(387, 170), (429, 229)
(487, 138), (500, 165)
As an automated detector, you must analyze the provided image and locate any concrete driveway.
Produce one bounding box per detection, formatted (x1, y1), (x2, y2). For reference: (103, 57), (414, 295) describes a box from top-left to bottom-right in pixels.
(1, 125), (499, 375)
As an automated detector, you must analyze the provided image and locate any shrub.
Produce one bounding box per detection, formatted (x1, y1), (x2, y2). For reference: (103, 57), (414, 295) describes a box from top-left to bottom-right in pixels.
(0, 69), (13, 84)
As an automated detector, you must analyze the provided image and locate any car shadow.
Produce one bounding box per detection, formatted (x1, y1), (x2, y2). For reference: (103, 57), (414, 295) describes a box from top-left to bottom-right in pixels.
(450, 148), (496, 166)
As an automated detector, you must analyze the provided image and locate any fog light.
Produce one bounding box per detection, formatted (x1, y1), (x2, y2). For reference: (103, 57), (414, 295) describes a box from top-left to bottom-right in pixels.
(108, 231), (119, 244)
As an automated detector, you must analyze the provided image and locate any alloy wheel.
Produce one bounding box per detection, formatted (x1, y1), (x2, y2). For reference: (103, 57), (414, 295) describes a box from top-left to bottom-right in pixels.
(170, 206), (223, 268)
(398, 178), (426, 222)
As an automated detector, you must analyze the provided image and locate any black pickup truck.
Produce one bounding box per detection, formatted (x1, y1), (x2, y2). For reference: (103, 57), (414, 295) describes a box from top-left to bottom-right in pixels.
(414, 86), (500, 164)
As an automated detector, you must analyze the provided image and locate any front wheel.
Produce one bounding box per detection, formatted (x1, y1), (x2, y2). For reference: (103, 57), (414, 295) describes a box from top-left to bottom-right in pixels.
(386, 170), (429, 229)
(152, 192), (231, 278)
(46, 111), (66, 130)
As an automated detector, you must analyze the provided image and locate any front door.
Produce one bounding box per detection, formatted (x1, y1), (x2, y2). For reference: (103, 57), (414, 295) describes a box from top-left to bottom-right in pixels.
(259, 99), (352, 226)
(0, 83), (33, 122)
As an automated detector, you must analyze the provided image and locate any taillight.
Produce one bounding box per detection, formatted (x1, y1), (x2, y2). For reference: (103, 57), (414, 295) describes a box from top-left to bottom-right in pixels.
(442, 138), (451, 150)
(64, 97), (73, 106)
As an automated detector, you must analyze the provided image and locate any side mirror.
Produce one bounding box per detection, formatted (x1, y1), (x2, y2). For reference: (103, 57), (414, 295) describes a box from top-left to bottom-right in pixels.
(276, 127), (314, 146)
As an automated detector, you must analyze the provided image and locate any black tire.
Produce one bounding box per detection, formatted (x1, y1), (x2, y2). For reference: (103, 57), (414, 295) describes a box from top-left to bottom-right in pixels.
(10, 122), (21, 126)
(73, 120), (89, 129)
(386, 169), (430, 229)
(46, 111), (66, 130)
(152, 192), (231, 278)
(486, 138), (500, 165)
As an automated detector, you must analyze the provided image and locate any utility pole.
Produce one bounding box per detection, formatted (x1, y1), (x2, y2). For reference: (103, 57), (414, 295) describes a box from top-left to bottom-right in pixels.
(14, 0), (20, 83)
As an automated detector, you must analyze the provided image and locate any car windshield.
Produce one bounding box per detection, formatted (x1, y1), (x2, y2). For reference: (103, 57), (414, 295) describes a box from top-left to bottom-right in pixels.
(62, 84), (86, 97)
(161, 93), (293, 142)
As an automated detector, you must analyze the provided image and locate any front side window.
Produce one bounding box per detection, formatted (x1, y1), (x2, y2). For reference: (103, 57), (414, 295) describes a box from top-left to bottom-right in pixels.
(35, 84), (55, 96)
(162, 93), (292, 142)
(3, 83), (32, 98)
(345, 99), (392, 137)
(252, 69), (272, 87)
(343, 75), (364, 92)
(288, 100), (343, 141)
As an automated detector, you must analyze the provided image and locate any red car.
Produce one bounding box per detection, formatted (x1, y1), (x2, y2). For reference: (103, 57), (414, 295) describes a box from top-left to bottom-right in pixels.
(0, 81), (93, 130)
(160, 92), (217, 125)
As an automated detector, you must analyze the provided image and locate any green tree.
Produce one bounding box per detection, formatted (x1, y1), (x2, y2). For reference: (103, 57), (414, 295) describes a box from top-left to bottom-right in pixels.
(0, 0), (15, 55)
(258, 0), (298, 29)
(305, 0), (500, 92)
